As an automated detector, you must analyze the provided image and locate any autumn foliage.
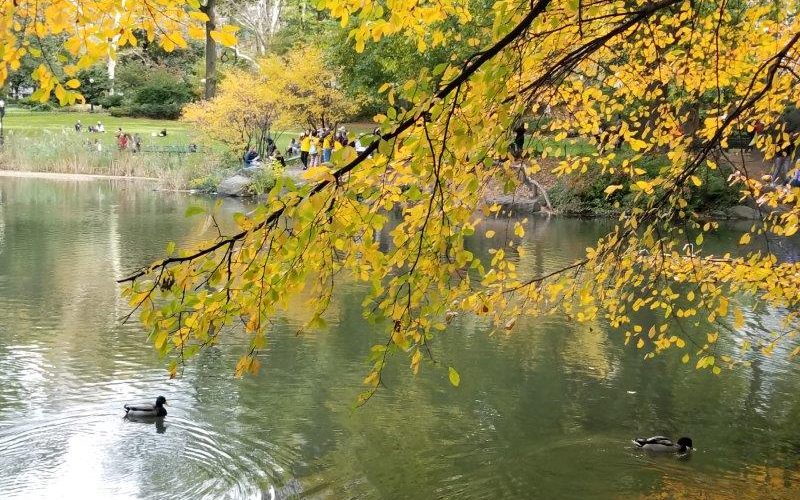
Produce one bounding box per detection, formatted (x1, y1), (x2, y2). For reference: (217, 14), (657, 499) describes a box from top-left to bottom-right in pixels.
(182, 46), (354, 152)
(0, 0), (237, 105)
(8, 0), (800, 396)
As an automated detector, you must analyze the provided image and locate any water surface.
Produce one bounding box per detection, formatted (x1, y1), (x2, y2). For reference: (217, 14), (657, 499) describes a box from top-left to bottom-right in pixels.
(1, 177), (800, 499)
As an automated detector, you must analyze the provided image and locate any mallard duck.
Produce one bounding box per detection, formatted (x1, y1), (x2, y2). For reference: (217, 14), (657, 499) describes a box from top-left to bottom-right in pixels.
(632, 436), (693, 453)
(124, 396), (167, 418)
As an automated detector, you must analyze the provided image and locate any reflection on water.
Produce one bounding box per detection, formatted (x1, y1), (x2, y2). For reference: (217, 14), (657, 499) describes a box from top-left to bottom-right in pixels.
(1, 177), (800, 499)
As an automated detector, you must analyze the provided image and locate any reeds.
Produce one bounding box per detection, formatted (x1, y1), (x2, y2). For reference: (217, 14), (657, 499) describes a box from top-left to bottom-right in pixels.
(0, 130), (219, 190)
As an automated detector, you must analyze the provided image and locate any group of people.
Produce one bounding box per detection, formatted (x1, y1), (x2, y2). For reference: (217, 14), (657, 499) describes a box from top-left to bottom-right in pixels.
(115, 128), (142, 152)
(291, 127), (378, 170)
(243, 137), (284, 168)
(75, 120), (105, 133)
(292, 127), (344, 169)
(772, 140), (800, 188)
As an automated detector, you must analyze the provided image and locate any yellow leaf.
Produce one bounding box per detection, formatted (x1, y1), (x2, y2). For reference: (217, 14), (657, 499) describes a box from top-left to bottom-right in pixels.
(65, 79), (80, 89)
(448, 366), (460, 387)
(690, 175), (702, 187)
(485, 230), (496, 239)
(733, 308), (744, 329)
(716, 297), (729, 317)
(210, 30), (237, 47)
(739, 233), (751, 245)
(636, 338), (645, 349)
(682, 353), (690, 364)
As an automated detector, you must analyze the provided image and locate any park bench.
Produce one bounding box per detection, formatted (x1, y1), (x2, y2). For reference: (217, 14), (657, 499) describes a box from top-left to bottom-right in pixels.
(140, 144), (199, 154)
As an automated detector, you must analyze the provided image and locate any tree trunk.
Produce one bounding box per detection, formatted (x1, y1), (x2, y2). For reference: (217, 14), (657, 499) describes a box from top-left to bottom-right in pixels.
(202, 0), (218, 99)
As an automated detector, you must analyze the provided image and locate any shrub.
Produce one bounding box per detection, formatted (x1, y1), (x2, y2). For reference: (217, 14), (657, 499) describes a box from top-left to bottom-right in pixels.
(133, 77), (195, 106)
(127, 103), (184, 120)
(108, 106), (132, 117)
(99, 94), (125, 108)
(17, 98), (55, 111)
(247, 160), (285, 195)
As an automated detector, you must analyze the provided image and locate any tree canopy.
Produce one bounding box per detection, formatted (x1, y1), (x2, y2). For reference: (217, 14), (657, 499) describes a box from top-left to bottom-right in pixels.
(6, 0), (800, 399)
(0, 0), (237, 105)
(183, 45), (353, 151)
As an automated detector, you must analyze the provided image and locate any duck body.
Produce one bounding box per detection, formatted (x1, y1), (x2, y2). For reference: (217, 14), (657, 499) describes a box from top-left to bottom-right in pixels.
(633, 436), (693, 453)
(124, 395), (167, 418)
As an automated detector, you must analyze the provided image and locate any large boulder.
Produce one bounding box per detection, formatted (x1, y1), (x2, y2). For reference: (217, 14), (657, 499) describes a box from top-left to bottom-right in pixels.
(728, 205), (761, 220)
(217, 175), (253, 197)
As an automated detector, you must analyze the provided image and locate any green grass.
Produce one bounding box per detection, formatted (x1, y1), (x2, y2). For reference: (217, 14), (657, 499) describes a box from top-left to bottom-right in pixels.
(1, 109), (193, 146)
(1, 109), (377, 156)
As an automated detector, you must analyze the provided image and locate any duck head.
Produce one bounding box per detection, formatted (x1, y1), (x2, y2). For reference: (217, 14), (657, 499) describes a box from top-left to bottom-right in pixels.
(676, 437), (693, 452)
(155, 396), (167, 407)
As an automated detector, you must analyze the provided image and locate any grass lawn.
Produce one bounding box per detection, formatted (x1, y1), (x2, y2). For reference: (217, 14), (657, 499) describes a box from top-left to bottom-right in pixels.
(1, 109), (377, 155)
(1, 109), (193, 143)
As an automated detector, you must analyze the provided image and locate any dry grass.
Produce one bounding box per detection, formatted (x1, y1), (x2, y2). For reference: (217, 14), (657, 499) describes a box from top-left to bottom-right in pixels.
(0, 130), (219, 190)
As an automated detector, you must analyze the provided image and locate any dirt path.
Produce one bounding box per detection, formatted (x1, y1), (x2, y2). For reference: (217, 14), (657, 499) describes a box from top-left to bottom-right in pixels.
(0, 170), (159, 182)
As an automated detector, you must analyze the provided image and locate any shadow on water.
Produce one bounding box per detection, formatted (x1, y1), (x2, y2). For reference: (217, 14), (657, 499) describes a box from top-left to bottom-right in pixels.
(1, 177), (800, 498)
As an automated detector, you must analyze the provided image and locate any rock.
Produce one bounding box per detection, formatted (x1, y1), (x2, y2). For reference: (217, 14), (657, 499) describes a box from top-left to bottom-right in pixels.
(217, 175), (253, 197)
(728, 205), (761, 220)
(707, 210), (729, 219)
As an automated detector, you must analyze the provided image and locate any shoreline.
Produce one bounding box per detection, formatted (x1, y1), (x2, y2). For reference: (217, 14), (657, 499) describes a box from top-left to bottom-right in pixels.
(0, 170), (159, 182)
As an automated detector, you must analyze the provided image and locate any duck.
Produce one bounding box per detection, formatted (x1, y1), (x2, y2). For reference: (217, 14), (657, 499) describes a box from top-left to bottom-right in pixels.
(632, 436), (693, 453)
(124, 395), (167, 418)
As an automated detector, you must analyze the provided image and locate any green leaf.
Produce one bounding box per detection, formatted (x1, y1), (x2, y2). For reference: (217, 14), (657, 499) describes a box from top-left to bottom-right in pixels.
(185, 205), (206, 217)
(448, 366), (460, 387)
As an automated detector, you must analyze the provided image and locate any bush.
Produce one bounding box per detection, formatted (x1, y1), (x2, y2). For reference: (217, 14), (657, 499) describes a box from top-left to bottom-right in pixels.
(127, 102), (184, 120)
(99, 94), (125, 108)
(133, 76), (195, 106)
(188, 174), (222, 193)
(247, 160), (285, 195)
(17, 98), (55, 111)
(108, 106), (132, 117)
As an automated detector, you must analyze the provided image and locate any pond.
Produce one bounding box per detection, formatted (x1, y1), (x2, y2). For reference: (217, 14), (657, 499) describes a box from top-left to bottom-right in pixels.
(1, 176), (800, 499)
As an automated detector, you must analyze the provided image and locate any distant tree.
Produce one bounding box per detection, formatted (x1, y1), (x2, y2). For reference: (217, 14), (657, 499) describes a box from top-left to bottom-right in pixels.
(76, 66), (110, 111)
(260, 45), (355, 130)
(183, 68), (279, 154)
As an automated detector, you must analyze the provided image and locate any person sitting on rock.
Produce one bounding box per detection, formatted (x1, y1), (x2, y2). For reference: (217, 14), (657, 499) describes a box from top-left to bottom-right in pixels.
(243, 147), (260, 167)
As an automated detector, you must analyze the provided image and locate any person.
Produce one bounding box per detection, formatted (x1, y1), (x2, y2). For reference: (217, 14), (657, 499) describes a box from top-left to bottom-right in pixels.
(188, 143), (198, 153)
(243, 147), (260, 167)
(299, 132), (311, 169)
(133, 134), (143, 153)
(96, 121), (105, 133)
(772, 134), (796, 186)
(75, 120), (82, 132)
(118, 132), (128, 150)
(511, 121), (525, 158)
(322, 132), (332, 163)
(94, 139), (103, 152)
(158, 129), (167, 137)
(286, 138), (298, 156)
(309, 130), (320, 167)
(354, 133), (366, 154)
(265, 137), (277, 157)
(790, 168), (800, 188)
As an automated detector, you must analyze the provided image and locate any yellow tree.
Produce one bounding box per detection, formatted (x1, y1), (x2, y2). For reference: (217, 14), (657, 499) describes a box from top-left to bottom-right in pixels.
(260, 45), (356, 130)
(11, 1), (800, 398)
(183, 69), (280, 153)
(183, 46), (355, 153)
